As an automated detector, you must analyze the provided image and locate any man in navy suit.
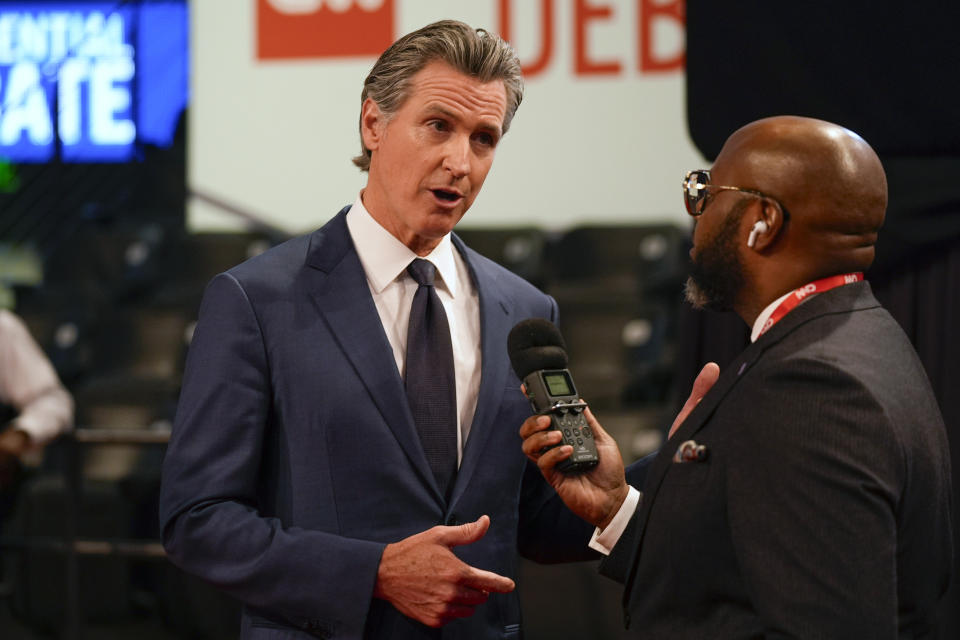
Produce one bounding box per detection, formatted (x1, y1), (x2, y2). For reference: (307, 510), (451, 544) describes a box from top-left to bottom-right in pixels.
(520, 116), (953, 637)
(160, 20), (679, 639)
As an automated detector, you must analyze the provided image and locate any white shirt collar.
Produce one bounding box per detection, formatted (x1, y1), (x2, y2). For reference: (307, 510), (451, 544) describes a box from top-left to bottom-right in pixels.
(750, 290), (794, 343)
(345, 192), (460, 297)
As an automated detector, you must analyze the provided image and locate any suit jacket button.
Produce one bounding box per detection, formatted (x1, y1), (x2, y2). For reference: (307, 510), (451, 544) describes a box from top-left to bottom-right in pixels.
(446, 514), (459, 525)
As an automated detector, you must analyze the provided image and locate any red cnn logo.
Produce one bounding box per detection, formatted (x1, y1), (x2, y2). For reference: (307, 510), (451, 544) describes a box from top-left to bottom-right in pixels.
(257, 0), (395, 59)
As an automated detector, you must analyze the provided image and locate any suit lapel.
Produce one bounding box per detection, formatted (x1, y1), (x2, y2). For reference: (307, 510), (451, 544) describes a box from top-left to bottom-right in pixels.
(449, 237), (514, 507)
(617, 330), (766, 609)
(306, 209), (440, 500)
(633, 340), (762, 526)
(621, 281), (882, 609)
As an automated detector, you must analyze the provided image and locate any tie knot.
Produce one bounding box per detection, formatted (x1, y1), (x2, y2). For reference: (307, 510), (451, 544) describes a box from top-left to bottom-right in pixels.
(407, 259), (437, 287)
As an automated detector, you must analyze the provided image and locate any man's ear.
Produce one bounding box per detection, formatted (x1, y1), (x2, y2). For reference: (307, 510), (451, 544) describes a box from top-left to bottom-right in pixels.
(748, 198), (785, 251)
(360, 98), (384, 153)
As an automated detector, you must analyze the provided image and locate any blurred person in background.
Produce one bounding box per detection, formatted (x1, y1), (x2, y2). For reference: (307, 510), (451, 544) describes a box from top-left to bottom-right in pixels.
(0, 308), (73, 513)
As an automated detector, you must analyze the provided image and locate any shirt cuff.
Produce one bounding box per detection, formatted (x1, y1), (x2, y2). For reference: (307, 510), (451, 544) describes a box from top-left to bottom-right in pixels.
(587, 486), (641, 555)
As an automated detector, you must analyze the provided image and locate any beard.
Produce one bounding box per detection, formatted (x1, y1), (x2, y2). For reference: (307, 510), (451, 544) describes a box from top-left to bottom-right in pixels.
(684, 201), (748, 312)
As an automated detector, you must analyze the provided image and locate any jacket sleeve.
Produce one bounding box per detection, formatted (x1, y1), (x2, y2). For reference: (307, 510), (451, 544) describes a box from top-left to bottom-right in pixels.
(159, 273), (383, 639)
(595, 452), (655, 584)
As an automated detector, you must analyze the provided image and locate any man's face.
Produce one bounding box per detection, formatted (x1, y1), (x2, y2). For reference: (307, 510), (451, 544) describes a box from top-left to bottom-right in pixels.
(361, 61), (507, 255)
(685, 186), (750, 312)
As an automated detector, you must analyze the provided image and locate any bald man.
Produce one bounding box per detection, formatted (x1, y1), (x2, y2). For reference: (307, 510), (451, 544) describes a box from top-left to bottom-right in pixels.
(519, 116), (953, 638)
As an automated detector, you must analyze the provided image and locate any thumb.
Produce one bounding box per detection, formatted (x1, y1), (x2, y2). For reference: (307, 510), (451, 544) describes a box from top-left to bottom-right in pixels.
(691, 362), (720, 399)
(669, 362), (719, 439)
(583, 406), (613, 445)
(440, 515), (491, 549)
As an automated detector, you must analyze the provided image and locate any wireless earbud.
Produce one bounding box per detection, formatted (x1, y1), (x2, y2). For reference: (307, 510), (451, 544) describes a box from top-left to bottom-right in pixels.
(747, 221), (769, 248)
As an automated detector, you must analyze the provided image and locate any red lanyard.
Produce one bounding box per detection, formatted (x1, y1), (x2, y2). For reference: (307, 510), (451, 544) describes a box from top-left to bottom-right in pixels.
(758, 272), (864, 337)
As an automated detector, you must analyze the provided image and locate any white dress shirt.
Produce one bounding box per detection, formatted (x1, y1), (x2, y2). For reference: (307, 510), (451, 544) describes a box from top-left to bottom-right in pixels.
(0, 309), (74, 446)
(345, 194), (481, 465)
(750, 290), (794, 343)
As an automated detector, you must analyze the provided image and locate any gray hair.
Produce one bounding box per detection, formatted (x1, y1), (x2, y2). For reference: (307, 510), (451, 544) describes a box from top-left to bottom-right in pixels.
(352, 20), (524, 171)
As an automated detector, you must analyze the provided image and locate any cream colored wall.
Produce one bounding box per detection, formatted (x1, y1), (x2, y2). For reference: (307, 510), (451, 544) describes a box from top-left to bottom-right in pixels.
(188, 0), (706, 233)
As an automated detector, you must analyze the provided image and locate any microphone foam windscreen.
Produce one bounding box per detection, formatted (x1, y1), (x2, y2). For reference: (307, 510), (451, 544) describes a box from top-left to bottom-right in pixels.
(507, 318), (569, 379)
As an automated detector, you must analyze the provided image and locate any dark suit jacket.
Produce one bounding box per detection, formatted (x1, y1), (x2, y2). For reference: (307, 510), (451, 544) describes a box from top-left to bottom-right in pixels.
(602, 281), (953, 639)
(159, 209), (596, 640)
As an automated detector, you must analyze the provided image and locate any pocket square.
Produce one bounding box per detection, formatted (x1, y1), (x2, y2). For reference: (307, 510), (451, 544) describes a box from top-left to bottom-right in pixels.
(673, 439), (708, 463)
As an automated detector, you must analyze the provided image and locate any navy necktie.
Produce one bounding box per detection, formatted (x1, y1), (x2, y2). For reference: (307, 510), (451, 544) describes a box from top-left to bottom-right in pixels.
(405, 258), (458, 501)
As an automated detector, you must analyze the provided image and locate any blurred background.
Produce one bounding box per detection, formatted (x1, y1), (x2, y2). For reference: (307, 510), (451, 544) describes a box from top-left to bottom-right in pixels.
(0, 1), (957, 638)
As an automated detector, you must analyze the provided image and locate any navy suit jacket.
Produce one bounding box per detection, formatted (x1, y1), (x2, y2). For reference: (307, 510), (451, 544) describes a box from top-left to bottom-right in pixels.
(159, 208), (596, 640)
(601, 282), (954, 638)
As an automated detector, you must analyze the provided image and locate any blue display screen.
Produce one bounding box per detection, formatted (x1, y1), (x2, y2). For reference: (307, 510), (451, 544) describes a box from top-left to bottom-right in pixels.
(0, 1), (188, 162)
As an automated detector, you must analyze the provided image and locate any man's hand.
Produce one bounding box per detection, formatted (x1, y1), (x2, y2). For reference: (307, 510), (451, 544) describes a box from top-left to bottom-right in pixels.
(519, 407), (628, 530)
(0, 426), (28, 490)
(373, 515), (515, 628)
(668, 362), (720, 439)
(0, 425), (29, 457)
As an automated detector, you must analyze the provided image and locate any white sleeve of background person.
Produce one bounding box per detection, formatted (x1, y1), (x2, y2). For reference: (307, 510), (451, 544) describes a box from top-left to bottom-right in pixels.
(0, 311), (74, 445)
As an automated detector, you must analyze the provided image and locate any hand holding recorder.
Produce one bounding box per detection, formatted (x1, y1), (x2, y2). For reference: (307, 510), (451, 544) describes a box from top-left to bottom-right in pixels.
(509, 319), (629, 529)
(511, 318), (719, 530)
